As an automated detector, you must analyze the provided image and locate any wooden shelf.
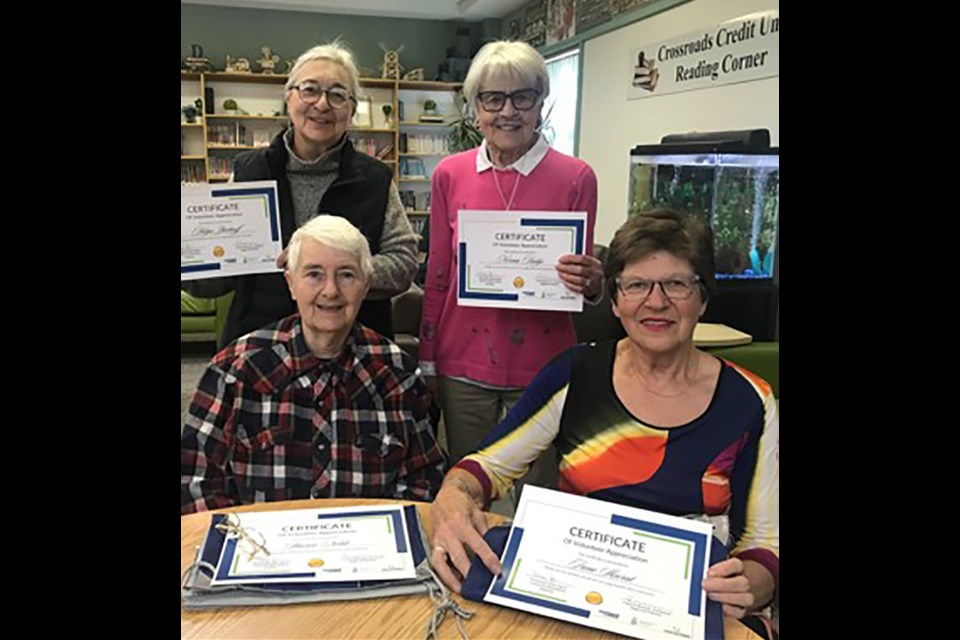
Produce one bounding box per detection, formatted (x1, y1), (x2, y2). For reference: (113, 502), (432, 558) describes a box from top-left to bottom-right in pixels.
(209, 174), (232, 181)
(399, 80), (463, 91)
(361, 77), (400, 88)
(181, 155), (206, 160)
(207, 144), (259, 150)
(180, 71), (201, 81)
(406, 209), (430, 215)
(204, 72), (287, 85)
(399, 177), (430, 183)
(349, 127), (396, 133)
(207, 114), (287, 121)
(181, 122), (204, 127)
(399, 121), (451, 128)
(400, 152), (449, 157)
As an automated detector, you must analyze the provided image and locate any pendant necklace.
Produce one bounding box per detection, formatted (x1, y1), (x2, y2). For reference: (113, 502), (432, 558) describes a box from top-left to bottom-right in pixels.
(492, 168), (521, 211)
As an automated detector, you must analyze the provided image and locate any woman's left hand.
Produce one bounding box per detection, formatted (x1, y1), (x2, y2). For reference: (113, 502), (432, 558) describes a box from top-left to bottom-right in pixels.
(556, 254), (603, 299)
(701, 558), (755, 618)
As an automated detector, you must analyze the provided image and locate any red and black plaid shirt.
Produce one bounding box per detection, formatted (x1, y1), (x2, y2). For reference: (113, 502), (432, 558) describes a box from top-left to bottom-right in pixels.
(181, 316), (447, 514)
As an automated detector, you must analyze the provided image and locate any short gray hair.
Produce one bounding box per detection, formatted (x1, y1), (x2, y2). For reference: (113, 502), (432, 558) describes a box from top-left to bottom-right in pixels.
(463, 40), (549, 110)
(287, 215), (374, 279)
(284, 40), (362, 106)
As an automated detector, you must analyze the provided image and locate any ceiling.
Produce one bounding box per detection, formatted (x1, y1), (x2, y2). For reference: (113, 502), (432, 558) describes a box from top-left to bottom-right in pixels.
(182, 0), (531, 21)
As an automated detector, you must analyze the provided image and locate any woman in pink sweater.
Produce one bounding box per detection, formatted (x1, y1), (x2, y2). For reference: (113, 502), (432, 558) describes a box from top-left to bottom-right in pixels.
(419, 40), (603, 469)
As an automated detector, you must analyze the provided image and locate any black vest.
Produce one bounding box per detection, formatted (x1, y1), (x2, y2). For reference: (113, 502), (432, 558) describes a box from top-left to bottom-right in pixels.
(220, 132), (394, 347)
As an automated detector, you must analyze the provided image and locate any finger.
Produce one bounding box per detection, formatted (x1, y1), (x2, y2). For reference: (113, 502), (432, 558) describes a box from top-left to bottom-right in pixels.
(702, 575), (750, 594)
(470, 506), (490, 536)
(430, 547), (464, 593)
(456, 525), (502, 577)
(721, 603), (747, 619)
(707, 558), (743, 578)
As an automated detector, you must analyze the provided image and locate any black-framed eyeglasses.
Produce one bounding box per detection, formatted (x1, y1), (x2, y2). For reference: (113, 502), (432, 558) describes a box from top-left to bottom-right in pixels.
(291, 81), (355, 109)
(615, 275), (702, 301)
(476, 88), (541, 112)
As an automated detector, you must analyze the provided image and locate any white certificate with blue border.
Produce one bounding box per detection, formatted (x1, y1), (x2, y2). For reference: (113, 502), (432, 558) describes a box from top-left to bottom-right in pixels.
(208, 505), (417, 585)
(485, 486), (713, 640)
(457, 210), (587, 311)
(181, 181), (283, 281)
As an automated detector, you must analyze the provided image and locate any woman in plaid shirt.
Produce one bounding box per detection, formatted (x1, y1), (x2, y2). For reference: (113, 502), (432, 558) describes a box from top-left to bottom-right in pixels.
(181, 216), (447, 514)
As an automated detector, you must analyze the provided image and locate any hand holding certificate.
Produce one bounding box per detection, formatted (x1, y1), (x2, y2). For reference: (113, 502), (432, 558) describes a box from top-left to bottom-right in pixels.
(181, 181), (283, 281)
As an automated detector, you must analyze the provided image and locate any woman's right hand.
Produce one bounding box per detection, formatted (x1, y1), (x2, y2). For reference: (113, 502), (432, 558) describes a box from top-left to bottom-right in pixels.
(430, 472), (503, 592)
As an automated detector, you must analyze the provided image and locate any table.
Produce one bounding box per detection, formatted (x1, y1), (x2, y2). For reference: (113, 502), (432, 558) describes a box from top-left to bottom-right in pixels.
(181, 499), (760, 639)
(693, 323), (753, 348)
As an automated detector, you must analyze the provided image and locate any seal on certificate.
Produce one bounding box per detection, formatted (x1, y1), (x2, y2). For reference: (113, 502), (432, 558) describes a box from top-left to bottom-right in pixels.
(308, 558), (325, 567)
(212, 245), (225, 258)
(585, 591), (603, 605)
(513, 276), (525, 288)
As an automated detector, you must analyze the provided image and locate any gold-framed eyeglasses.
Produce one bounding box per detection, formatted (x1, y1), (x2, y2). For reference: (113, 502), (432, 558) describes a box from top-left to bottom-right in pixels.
(476, 88), (540, 112)
(215, 513), (271, 561)
(615, 275), (701, 301)
(291, 82), (355, 109)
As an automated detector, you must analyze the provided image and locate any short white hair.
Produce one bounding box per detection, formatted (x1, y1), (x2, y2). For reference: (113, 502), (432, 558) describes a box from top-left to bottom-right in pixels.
(463, 40), (550, 110)
(284, 40), (362, 106)
(287, 215), (373, 279)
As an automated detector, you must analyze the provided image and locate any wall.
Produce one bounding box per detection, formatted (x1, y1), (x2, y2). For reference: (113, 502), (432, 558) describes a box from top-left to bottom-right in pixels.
(181, 4), (498, 78)
(577, 0), (779, 245)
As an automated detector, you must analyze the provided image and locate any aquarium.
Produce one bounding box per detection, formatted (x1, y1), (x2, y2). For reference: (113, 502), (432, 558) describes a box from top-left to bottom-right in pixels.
(629, 150), (779, 281)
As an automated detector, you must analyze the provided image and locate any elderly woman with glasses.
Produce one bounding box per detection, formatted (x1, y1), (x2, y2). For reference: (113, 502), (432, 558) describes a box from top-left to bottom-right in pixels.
(181, 215), (447, 514)
(419, 40), (604, 472)
(430, 210), (779, 629)
(185, 41), (417, 347)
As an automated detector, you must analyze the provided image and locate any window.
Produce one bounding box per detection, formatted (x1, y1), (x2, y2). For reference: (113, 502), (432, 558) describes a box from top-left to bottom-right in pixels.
(542, 48), (580, 156)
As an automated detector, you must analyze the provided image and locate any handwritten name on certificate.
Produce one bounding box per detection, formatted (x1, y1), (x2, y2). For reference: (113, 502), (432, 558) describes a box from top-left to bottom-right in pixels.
(485, 486), (714, 640)
(457, 210), (587, 312)
(181, 181), (283, 281)
(209, 505), (417, 585)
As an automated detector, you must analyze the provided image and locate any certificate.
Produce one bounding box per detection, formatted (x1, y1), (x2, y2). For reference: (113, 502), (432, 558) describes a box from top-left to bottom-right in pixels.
(457, 210), (587, 312)
(485, 486), (713, 640)
(209, 505), (417, 585)
(181, 181), (283, 281)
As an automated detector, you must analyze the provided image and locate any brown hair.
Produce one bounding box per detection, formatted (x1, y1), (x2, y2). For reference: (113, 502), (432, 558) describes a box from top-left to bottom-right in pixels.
(605, 208), (716, 301)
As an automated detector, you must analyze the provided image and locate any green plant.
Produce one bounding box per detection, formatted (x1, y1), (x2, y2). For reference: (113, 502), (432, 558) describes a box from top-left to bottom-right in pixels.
(182, 105), (199, 123)
(223, 98), (238, 111)
(448, 91), (482, 152)
(423, 99), (437, 112)
(382, 104), (393, 116)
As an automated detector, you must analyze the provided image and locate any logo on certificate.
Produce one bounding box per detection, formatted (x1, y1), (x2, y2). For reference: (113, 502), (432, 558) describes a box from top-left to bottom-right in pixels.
(212, 245), (225, 258)
(512, 276), (525, 288)
(585, 591), (604, 605)
(308, 558), (325, 567)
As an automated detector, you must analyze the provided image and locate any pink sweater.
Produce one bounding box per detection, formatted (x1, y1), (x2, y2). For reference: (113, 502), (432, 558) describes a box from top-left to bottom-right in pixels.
(419, 147), (597, 387)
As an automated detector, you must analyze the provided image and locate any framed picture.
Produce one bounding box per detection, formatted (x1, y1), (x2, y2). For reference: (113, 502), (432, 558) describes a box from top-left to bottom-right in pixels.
(352, 97), (373, 128)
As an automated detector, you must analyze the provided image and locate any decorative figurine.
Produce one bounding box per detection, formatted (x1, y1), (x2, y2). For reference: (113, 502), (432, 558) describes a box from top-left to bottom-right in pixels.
(258, 47), (280, 74)
(379, 43), (405, 80)
(225, 55), (252, 73)
(184, 43), (212, 72)
(403, 68), (425, 81)
(381, 104), (394, 128)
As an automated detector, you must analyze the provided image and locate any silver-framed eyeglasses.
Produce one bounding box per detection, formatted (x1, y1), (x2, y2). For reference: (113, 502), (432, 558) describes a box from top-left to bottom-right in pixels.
(476, 88), (541, 112)
(291, 81), (355, 109)
(615, 275), (702, 301)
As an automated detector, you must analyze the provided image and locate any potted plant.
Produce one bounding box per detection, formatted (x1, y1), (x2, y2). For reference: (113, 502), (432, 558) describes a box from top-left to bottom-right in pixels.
(423, 99), (437, 116)
(223, 98), (238, 115)
(182, 104), (199, 124)
(382, 104), (394, 128)
(448, 91), (482, 152)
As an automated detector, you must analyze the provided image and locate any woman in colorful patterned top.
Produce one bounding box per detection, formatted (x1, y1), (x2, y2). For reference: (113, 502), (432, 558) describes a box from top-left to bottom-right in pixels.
(429, 210), (779, 623)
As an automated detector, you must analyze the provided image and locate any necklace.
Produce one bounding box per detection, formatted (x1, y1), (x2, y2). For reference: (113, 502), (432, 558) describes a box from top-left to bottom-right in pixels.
(492, 168), (521, 211)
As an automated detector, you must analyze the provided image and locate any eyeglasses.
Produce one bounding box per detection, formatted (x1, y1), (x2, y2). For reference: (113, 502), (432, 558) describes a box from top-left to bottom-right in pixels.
(476, 88), (541, 112)
(291, 82), (355, 109)
(615, 275), (702, 301)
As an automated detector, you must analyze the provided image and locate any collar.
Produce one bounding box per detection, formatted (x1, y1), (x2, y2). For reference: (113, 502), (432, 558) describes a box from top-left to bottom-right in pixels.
(287, 317), (361, 382)
(282, 128), (348, 167)
(475, 134), (550, 176)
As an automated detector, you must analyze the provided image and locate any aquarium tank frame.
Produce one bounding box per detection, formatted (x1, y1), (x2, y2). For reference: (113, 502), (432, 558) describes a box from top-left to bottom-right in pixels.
(629, 129), (779, 341)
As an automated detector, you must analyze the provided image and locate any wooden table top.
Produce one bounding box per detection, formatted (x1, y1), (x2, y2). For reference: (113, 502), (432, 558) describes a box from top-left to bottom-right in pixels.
(181, 499), (759, 639)
(693, 323), (753, 348)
